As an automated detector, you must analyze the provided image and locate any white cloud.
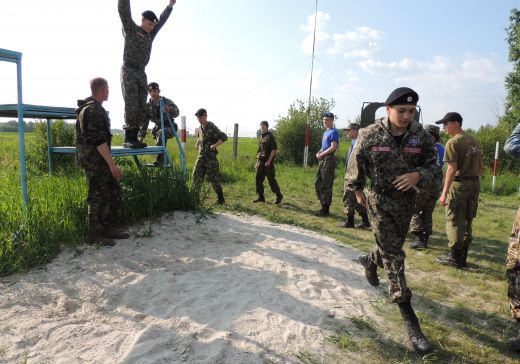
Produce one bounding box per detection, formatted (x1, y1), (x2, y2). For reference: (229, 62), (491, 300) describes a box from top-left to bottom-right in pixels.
(300, 11), (331, 55)
(328, 26), (384, 59)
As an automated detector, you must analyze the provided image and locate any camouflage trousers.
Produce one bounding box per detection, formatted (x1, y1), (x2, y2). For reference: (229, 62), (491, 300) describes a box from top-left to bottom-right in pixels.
(366, 189), (416, 303)
(120, 66), (148, 131)
(410, 187), (441, 236)
(192, 154), (222, 194)
(84, 164), (122, 233)
(255, 160), (281, 196)
(445, 180), (480, 250)
(342, 185), (367, 216)
(315, 155), (337, 206)
(507, 205), (520, 321)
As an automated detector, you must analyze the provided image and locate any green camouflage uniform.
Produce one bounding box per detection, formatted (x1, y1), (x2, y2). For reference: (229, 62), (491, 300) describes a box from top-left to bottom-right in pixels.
(119, 0), (172, 131)
(75, 97), (122, 233)
(410, 185), (441, 236)
(346, 117), (441, 303)
(507, 207), (520, 321)
(315, 156), (337, 206)
(192, 122), (228, 194)
(256, 131), (282, 196)
(138, 96), (179, 145)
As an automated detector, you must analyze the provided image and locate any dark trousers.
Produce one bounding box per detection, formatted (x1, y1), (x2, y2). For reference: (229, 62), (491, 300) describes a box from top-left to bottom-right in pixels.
(256, 160), (281, 196)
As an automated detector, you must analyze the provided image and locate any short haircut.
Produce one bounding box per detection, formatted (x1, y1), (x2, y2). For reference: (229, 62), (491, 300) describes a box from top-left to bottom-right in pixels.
(260, 120), (269, 128)
(90, 77), (108, 94)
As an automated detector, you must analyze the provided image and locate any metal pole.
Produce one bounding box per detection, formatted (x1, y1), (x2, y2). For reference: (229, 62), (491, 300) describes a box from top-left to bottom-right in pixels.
(233, 123), (239, 159)
(181, 115), (186, 152)
(16, 53), (28, 207)
(492, 141), (499, 192)
(46, 118), (53, 175)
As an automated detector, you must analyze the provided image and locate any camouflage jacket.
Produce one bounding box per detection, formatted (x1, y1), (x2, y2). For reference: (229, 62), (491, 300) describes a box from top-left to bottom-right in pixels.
(345, 117), (442, 192)
(147, 96), (179, 127)
(257, 132), (277, 161)
(118, 0), (172, 67)
(75, 97), (112, 168)
(197, 121), (228, 158)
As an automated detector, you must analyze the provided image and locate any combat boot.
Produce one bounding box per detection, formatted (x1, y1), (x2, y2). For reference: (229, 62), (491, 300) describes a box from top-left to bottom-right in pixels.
(436, 248), (462, 269)
(252, 194), (265, 203)
(102, 225), (130, 239)
(84, 229), (115, 247)
(123, 130), (147, 149)
(358, 253), (379, 286)
(217, 191), (225, 205)
(315, 204), (330, 217)
(137, 138), (148, 148)
(461, 246), (469, 268)
(340, 214), (355, 228)
(357, 212), (371, 229)
(410, 233), (428, 250)
(398, 299), (433, 354)
(275, 193), (283, 205)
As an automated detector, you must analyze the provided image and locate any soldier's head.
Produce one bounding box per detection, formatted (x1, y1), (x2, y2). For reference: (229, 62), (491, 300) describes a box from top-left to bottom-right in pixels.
(195, 108), (208, 124)
(385, 87), (419, 130)
(435, 112), (463, 136)
(424, 124), (441, 143)
(141, 10), (159, 33)
(90, 77), (109, 102)
(344, 122), (360, 140)
(322, 112), (335, 129)
(147, 82), (161, 101)
(260, 120), (269, 133)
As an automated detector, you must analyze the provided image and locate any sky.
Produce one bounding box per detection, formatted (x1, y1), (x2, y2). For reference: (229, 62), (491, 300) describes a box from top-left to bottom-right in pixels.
(0, 0), (517, 136)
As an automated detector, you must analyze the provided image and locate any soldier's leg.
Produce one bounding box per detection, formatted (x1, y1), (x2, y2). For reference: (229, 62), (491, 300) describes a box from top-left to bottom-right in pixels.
(507, 206), (520, 352)
(265, 163), (281, 195)
(255, 161), (266, 197)
(191, 157), (206, 189)
(206, 158), (224, 200)
(319, 156), (337, 206)
(138, 120), (150, 142)
(341, 190), (356, 228)
(120, 68), (140, 131)
(315, 161), (324, 202)
(85, 168), (115, 246)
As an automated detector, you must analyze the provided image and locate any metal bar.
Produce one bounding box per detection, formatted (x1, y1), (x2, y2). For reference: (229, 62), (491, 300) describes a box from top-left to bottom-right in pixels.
(15, 53), (29, 207)
(46, 118), (53, 175)
(166, 113), (187, 176)
(233, 123), (238, 159)
(159, 97), (170, 165)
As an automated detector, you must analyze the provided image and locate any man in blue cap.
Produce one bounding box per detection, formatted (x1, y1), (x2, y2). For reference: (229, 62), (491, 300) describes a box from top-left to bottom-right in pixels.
(345, 87), (442, 354)
(314, 112), (340, 216)
(118, 0), (177, 149)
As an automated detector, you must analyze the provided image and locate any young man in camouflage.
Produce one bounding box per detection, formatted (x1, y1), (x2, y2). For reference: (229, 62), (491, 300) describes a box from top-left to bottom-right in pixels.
(253, 120), (283, 204)
(503, 124), (520, 352)
(409, 124), (444, 249)
(346, 87), (442, 354)
(435, 112), (483, 268)
(76, 78), (129, 246)
(118, 0), (176, 149)
(315, 112), (339, 217)
(192, 108), (228, 204)
(341, 122), (369, 229)
(138, 82), (179, 165)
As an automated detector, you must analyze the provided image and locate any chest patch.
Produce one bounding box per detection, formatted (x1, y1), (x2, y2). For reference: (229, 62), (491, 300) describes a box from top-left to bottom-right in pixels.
(372, 146), (391, 152)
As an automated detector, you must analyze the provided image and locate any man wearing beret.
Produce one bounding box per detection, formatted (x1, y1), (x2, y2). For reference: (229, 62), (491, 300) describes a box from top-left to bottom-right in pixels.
(138, 82), (180, 166)
(346, 87), (442, 354)
(409, 124), (444, 249)
(118, 0), (177, 149)
(314, 112), (340, 216)
(436, 112), (483, 268)
(341, 122), (370, 228)
(192, 108), (228, 204)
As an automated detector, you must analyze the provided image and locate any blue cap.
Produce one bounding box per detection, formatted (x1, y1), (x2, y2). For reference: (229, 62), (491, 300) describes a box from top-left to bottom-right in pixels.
(323, 112), (335, 119)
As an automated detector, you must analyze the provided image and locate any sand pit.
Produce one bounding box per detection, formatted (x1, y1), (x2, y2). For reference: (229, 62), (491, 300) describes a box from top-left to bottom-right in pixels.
(0, 212), (393, 363)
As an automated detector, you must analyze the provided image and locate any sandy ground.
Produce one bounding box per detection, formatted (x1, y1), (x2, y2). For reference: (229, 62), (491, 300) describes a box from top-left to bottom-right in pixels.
(0, 212), (393, 363)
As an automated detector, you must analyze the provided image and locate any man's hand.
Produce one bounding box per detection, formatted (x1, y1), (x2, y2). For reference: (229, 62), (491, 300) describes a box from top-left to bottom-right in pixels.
(210, 144), (217, 151)
(163, 106), (171, 113)
(393, 171), (420, 191)
(265, 160), (271, 167)
(169, 0), (176, 6)
(316, 152), (322, 160)
(109, 163), (123, 181)
(355, 189), (367, 207)
(438, 192), (447, 206)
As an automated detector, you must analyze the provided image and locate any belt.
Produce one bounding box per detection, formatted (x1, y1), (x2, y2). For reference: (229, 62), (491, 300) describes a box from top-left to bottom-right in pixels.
(454, 176), (479, 181)
(371, 187), (414, 200)
(123, 62), (146, 71)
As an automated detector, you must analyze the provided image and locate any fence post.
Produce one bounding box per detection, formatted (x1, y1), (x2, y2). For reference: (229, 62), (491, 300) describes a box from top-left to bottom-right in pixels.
(233, 123), (239, 159)
(180, 116), (186, 152)
(492, 141), (499, 193)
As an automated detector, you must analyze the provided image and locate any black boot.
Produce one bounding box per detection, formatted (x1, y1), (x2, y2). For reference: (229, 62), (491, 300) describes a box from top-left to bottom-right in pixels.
(398, 299), (433, 354)
(101, 225), (130, 239)
(217, 191), (225, 204)
(252, 194), (265, 203)
(461, 246), (469, 268)
(315, 204), (330, 217)
(275, 193), (283, 205)
(123, 129), (146, 149)
(357, 212), (371, 229)
(358, 253), (379, 286)
(410, 233), (428, 250)
(436, 248), (462, 269)
(84, 228), (115, 247)
(340, 214), (355, 228)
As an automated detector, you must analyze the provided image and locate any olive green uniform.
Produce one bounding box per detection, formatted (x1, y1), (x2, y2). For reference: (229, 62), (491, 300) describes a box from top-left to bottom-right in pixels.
(256, 131), (282, 197)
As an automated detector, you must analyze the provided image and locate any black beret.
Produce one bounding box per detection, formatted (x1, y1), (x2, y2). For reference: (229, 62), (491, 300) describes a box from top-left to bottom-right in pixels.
(323, 112), (335, 118)
(142, 10), (159, 23)
(147, 82), (160, 91)
(435, 112), (463, 125)
(385, 87), (419, 106)
(195, 108), (207, 116)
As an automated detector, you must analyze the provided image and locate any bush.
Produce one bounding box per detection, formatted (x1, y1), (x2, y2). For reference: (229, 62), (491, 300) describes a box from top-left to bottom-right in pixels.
(275, 98), (336, 165)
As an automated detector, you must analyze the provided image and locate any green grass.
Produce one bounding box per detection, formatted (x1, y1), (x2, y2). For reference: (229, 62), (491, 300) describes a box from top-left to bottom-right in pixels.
(1, 132), (520, 363)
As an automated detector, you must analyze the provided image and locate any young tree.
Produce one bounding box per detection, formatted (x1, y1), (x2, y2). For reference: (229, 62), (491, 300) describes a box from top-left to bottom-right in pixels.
(502, 8), (520, 130)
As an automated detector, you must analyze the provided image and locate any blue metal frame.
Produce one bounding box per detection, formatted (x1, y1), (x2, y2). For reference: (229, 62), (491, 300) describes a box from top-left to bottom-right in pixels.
(0, 48), (28, 207)
(159, 97), (187, 175)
